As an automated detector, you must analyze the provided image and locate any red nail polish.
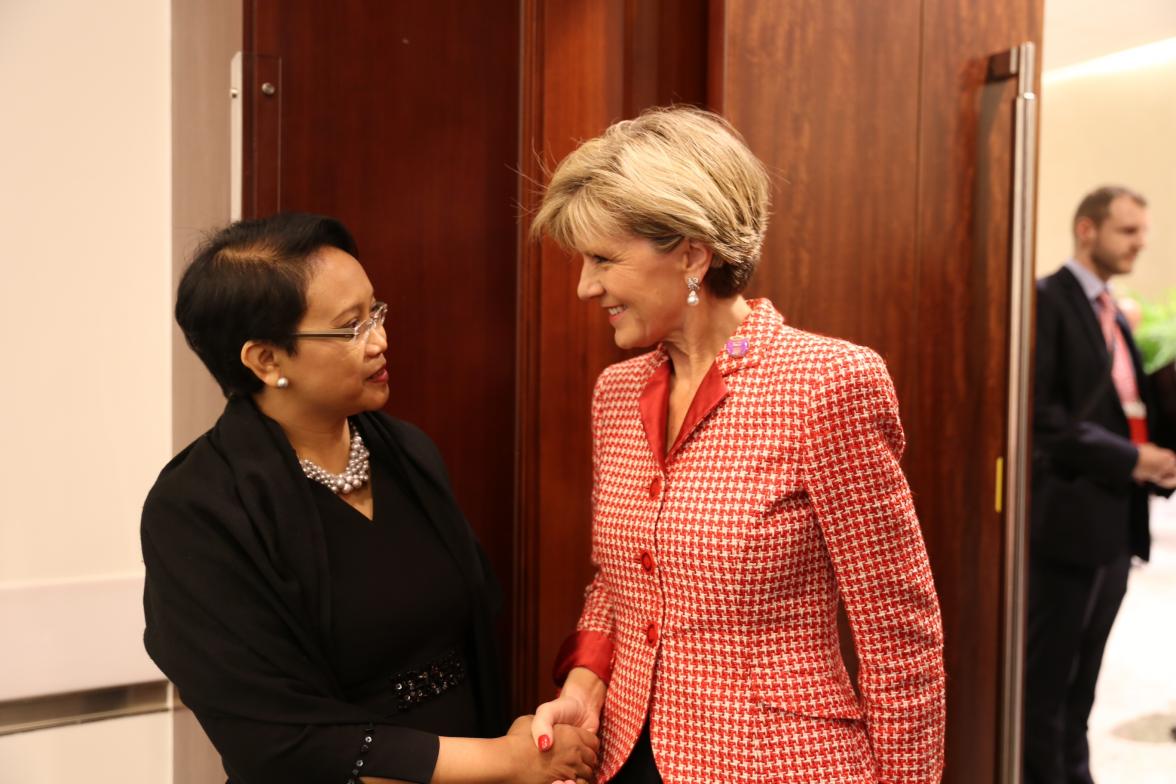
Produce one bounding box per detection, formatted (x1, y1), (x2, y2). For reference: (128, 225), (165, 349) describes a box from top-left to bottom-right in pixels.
(538, 734), (552, 752)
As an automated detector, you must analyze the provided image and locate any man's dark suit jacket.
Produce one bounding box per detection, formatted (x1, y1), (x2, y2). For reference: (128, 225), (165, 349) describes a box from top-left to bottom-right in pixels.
(1032, 266), (1157, 565)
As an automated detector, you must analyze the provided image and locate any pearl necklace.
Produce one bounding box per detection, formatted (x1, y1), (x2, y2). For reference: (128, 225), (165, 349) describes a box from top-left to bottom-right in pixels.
(299, 424), (371, 495)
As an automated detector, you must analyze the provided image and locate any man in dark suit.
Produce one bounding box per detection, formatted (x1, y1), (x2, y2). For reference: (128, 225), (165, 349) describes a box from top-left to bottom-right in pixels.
(1025, 185), (1176, 784)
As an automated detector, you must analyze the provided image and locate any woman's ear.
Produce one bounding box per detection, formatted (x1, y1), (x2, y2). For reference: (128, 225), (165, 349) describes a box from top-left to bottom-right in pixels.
(240, 340), (284, 388)
(683, 238), (714, 276)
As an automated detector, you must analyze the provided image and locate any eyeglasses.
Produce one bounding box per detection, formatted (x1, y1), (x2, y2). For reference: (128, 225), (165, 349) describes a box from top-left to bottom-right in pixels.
(291, 301), (388, 345)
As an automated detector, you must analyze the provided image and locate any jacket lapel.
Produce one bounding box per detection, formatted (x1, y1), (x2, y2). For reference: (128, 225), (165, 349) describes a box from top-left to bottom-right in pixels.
(636, 299), (780, 466)
(667, 362), (728, 461)
(639, 361), (671, 466)
(637, 354), (730, 466)
(1055, 266), (1111, 364)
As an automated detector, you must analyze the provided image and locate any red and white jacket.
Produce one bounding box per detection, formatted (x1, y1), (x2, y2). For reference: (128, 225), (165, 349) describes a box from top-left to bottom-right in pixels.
(555, 299), (945, 783)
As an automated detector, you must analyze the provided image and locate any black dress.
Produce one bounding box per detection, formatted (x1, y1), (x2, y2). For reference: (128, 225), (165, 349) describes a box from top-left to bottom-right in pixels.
(314, 443), (480, 739)
(142, 397), (504, 784)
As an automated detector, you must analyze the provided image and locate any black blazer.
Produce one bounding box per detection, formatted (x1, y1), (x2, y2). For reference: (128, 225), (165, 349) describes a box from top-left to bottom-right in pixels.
(142, 397), (505, 784)
(1031, 266), (1158, 565)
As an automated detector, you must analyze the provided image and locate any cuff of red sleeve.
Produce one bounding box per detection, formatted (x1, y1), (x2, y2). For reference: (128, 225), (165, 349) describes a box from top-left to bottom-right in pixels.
(552, 630), (614, 687)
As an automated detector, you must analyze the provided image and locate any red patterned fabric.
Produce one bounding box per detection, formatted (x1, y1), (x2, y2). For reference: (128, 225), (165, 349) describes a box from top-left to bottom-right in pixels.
(560, 299), (945, 783)
(553, 630), (614, 686)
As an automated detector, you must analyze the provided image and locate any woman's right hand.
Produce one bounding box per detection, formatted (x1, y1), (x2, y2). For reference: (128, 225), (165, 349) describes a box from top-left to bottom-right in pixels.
(505, 715), (598, 784)
(530, 667), (607, 749)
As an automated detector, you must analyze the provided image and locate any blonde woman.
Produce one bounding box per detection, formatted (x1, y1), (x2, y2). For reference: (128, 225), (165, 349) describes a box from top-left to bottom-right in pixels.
(528, 107), (946, 784)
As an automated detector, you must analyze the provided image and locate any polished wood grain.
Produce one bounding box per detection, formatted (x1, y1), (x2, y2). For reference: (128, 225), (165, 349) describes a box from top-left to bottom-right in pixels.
(717, 0), (923, 406)
(241, 52), (280, 218)
(914, 3), (1042, 781)
(716, 1), (1042, 782)
(245, 0), (710, 719)
(246, 0), (521, 668)
(515, 0), (708, 711)
(517, 0), (629, 713)
(241, 7), (1044, 776)
(624, 0), (708, 115)
(715, 0), (922, 710)
(515, 0), (547, 718)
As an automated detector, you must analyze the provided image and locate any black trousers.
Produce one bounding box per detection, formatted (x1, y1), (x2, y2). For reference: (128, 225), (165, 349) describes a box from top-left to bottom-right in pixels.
(609, 723), (662, 784)
(1023, 553), (1131, 784)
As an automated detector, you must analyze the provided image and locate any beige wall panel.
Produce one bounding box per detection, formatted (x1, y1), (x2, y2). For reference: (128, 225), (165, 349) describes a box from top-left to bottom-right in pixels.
(0, 0), (171, 584)
(170, 0), (242, 779)
(0, 0), (174, 777)
(1037, 40), (1176, 300)
(172, 0), (243, 448)
(0, 713), (170, 784)
(0, 577), (161, 701)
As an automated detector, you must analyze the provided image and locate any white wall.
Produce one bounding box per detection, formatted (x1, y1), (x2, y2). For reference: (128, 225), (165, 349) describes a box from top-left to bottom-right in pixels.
(1043, 0), (1176, 71)
(0, 713), (171, 784)
(1036, 38), (1176, 299)
(0, 0), (172, 583)
(0, 0), (172, 781)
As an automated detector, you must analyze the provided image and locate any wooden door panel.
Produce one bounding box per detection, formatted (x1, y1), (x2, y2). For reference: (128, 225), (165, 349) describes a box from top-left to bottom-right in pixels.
(915, 4), (1042, 781)
(714, 0), (923, 707)
(516, 0), (708, 710)
(715, 0), (922, 409)
(242, 6), (1044, 781)
(246, 0), (520, 641)
(517, 0), (630, 712)
(715, 1), (1043, 782)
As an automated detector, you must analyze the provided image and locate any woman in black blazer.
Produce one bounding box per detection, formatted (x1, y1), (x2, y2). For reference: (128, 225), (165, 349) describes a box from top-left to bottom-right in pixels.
(142, 213), (596, 784)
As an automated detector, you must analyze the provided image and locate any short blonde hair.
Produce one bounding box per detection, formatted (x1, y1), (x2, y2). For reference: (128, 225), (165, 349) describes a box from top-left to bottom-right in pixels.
(531, 106), (771, 297)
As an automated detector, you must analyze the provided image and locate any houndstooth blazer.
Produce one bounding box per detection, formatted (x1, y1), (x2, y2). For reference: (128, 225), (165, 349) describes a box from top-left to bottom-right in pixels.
(554, 299), (945, 783)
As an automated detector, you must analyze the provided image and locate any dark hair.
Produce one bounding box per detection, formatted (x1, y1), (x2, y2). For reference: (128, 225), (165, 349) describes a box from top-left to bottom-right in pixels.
(176, 213), (359, 397)
(1073, 185), (1147, 234)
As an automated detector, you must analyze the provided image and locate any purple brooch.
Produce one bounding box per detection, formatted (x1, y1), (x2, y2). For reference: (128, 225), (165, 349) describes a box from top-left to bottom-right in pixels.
(725, 338), (749, 358)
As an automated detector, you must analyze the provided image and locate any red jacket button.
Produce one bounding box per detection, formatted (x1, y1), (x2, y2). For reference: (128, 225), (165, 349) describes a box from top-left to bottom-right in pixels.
(639, 551), (655, 574)
(648, 476), (662, 498)
(646, 621), (659, 646)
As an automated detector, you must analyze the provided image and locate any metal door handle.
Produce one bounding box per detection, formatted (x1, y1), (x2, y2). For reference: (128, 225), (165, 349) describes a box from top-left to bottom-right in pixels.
(988, 41), (1037, 784)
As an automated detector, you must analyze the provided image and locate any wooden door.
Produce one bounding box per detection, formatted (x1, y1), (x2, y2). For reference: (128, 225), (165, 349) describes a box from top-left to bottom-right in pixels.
(714, 2), (1042, 782)
(243, 0), (521, 634)
(237, 4), (1042, 784)
(514, 0), (709, 711)
(242, 0), (708, 716)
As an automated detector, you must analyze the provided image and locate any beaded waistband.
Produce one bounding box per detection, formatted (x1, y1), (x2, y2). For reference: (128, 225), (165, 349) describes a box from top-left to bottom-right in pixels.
(387, 648), (466, 713)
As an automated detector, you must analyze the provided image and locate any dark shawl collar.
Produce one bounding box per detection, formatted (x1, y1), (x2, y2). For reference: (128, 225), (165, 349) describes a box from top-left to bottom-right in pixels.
(142, 396), (503, 733)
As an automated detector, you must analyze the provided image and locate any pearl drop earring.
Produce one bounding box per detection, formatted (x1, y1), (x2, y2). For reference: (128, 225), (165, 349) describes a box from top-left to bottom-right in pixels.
(686, 276), (701, 306)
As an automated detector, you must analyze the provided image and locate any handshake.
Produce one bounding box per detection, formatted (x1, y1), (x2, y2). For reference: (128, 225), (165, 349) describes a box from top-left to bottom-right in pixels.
(500, 712), (598, 784)
(522, 667), (608, 784)
(369, 669), (605, 784)
(1132, 442), (1176, 488)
